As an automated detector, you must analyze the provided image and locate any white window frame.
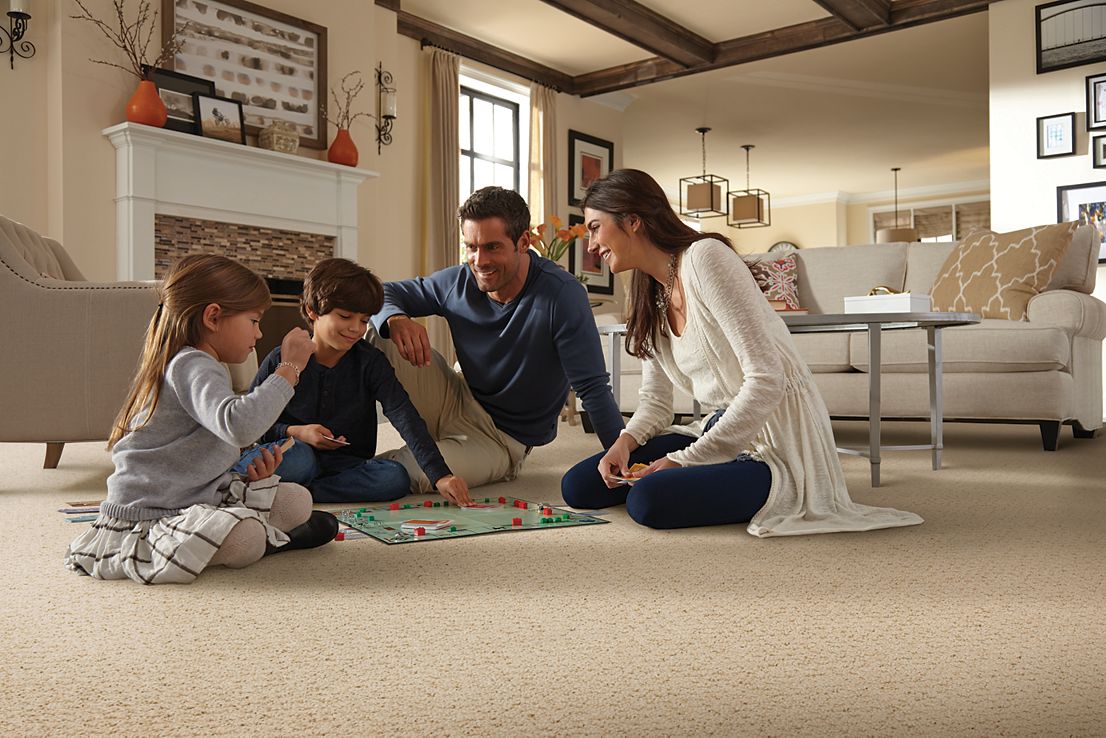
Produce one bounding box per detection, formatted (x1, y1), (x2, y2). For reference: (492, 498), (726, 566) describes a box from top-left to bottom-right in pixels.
(868, 194), (990, 243)
(459, 68), (530, 205)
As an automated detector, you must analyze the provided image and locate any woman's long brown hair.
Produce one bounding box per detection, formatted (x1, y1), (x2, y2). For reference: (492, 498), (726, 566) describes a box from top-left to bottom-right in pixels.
(582, 168), (733, 359)
(108, 254), (271, 448)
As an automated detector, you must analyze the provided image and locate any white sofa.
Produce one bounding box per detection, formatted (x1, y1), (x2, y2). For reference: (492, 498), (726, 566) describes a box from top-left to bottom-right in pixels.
(583, 225), (1106, 450)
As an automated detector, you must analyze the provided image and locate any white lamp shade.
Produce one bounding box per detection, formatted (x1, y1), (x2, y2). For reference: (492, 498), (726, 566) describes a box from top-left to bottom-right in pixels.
(381, 89), (397, 119)
(875, 227), (919, 243)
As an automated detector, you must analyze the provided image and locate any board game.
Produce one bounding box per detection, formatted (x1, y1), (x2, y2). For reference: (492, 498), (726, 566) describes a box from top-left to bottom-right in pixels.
(335, 495), (607, 544)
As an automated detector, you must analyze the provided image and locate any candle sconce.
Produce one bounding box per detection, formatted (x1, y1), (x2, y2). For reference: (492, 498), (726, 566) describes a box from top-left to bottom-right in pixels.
(375, 61), (396, 154)
(2, 2), (35, 70)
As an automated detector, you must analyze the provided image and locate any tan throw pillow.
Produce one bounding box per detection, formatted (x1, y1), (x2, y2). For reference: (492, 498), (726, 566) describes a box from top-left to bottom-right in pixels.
(930, 222), (1079, 320)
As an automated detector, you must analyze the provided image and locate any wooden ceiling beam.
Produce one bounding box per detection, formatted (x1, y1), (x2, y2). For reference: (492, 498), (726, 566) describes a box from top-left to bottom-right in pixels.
(538, 0), (715, 67)
(811, 0), (892, 31)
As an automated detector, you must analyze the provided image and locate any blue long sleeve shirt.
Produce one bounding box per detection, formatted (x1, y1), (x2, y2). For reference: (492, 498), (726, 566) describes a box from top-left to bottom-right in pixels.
(372, 252), (624, 449)
(253, 341), (452, 485)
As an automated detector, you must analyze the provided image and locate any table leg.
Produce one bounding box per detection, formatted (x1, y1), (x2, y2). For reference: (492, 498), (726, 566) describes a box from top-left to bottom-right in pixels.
(608, 331), (621, 409)
(927, 325), (944, 470)
(868, 323), (881, 487)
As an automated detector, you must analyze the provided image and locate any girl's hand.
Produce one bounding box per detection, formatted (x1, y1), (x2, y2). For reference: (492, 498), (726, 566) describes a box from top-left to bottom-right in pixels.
(435, 474), (473, 507)
(245, 443), (283, 482)
(597, 434), (637, 488)
(289, 424), (347, 450)
(628, 456), (682, 480)
(280, 327), (315, 372)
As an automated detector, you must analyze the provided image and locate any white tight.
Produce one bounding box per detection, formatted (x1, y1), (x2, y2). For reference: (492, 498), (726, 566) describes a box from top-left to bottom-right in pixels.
(208, 483), (312, 569)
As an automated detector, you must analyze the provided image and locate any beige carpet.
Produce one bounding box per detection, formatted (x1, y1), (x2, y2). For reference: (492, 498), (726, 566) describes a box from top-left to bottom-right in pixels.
(1, 420), (1103, 737)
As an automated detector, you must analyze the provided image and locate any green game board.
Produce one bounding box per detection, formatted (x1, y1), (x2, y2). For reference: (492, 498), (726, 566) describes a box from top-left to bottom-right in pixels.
(336, 495), (607, 544)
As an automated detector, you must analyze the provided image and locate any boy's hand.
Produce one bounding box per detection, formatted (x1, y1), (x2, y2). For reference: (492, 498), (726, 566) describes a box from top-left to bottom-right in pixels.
(435, 474), (472, 506)
(387, 316), (432, 368)
(289, 424), (348, 450)
(280, 327), (315, 371)
(245, 443), (283, 482)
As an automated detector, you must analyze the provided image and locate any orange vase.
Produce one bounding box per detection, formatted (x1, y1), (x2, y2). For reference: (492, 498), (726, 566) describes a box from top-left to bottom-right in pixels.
(328, 128), (359, 166)
(126, 79), (168, 128)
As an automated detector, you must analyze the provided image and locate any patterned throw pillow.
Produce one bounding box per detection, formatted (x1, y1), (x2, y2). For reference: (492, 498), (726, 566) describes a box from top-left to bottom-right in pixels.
(745, 254), (800, 309)
(930, 221), (1078, 320)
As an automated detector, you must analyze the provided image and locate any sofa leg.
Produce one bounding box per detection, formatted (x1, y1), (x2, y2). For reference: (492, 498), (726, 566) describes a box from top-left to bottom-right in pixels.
(44, 442), (65, 469)
(1038, 422), (1060, 451)
(1072, 421), (1099, 440)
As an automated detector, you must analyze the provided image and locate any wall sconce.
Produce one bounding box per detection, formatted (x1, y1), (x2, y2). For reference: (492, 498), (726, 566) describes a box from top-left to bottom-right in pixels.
(2, 0), (35, 70)
(375, 61), (396, 154)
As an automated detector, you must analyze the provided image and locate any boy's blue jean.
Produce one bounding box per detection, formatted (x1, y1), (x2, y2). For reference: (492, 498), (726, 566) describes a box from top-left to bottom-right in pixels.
(234, 440), (410, 504)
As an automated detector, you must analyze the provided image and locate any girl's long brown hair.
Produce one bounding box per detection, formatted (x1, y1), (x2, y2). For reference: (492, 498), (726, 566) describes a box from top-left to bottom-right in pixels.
(582, 168), (733, 360)
(108, 254), (271, 448)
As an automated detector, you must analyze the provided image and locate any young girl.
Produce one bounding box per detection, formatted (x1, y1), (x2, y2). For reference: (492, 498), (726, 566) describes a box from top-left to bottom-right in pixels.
(65, 254), (337, 585)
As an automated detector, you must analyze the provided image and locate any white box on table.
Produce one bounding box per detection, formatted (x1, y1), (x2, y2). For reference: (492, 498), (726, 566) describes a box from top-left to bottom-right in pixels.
(843, 293), (932, 314)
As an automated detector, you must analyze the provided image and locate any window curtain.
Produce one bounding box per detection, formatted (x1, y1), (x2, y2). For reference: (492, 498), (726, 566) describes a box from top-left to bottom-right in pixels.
(528, 83), (558, 232)
(422, 47), (460, 362)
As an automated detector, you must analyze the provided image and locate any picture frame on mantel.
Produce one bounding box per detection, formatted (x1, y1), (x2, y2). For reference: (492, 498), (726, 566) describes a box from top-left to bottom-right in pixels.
(1036, 0), (1106, 74)
(1056, 180), (1106, 263)
(567, 214), (614, 295)
(568, 130), (614, 206)
(1036, 112), (1076, 158)
(141, 65), (214, 134)
(162, 0), (328, 149)
(193, 93), (246, 145)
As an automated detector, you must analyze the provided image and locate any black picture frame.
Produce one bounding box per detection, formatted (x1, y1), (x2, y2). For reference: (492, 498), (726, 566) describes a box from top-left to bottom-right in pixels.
(1086, 72), (1106, 130)
(141, 64), (214, 134)
(1094, 135), (1106, 168)
(568, 130), (614, 206)
(566, 214), (614, 295)
(1056, 180), (1106, 263)
(192, 93), (246, 145)
(1036, 1), (1106, 74)
(1037, 112), (1076, 158)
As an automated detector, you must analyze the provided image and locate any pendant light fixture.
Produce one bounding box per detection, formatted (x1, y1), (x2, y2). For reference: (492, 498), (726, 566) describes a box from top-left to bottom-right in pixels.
(727, 144), (771, 228)
(875, 166), (919, 243)
(679, 127), (728, 219)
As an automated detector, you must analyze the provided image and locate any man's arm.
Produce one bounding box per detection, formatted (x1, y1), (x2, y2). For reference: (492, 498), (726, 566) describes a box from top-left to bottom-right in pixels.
(371, 275), (451, 338)
(552, 283), (625, 448)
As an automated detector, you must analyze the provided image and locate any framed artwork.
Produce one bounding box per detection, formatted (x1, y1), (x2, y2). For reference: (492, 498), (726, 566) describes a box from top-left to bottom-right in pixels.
(142, 65), (214, 134)
(1036, 1), (1106, 74)
(567, 214), (614, 295)
(1037, 113), (1076, 158)
(162, 0), (328, 148)
(193, 93), (246, 144)
(1056, 180), (1106, 262)
(1094, 135), (1106, 167)
(1086, 72), (1106, 130)
(568, 130), (614, 206)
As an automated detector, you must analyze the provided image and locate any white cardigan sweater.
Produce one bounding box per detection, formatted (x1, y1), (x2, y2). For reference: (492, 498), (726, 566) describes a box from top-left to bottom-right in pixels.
(623, 239), (923, 537)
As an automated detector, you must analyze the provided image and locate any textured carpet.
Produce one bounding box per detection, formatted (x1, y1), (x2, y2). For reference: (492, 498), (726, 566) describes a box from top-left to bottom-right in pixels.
(1, 420), (1103, 737)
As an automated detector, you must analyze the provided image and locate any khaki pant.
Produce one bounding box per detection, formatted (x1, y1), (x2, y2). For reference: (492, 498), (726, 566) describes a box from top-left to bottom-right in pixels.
(373, 337), (530, 494)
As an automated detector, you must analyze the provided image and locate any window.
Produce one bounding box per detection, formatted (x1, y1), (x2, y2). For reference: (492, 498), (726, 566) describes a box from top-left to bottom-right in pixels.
(459, 86), (520, 203)
(871, 197), (990, 242)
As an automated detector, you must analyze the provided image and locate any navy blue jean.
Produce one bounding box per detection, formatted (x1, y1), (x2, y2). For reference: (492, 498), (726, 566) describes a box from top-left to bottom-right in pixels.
(560, 431), (771, 530)
(235, 439), (410, 504)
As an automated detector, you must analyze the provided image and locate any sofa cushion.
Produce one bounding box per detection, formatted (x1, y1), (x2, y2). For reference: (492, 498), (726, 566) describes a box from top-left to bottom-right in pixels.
(791, 332), (853, 373)
(930, 221), (1078, 320)
(744, 253), (800, 309)
(1046, 223), (1097, 293)
(848, 320), (1071, 373)
(904, 242), (955, 296)
(792, 244), (908, 314)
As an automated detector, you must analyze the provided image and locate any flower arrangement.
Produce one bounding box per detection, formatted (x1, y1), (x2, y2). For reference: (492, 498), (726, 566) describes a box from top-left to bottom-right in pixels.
(323, 71), (372, 129)
(70, 0), (187, 81)
(529, 215), (587, 263)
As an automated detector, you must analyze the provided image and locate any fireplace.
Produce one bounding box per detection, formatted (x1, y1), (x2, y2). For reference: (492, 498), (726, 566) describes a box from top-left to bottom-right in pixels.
(258, 277), (307, 362)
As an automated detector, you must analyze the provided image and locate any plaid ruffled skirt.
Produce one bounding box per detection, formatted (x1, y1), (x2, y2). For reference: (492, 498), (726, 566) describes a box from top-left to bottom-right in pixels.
(64, 477), (292, 585)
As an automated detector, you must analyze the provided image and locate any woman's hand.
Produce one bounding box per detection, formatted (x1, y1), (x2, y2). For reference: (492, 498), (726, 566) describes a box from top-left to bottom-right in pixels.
(245, 443), (283, 482)
(627, 456), (682, 481)
(597, 433), (638, 488)
(289, 424), (347, 450)
(435, 474), (473, 506)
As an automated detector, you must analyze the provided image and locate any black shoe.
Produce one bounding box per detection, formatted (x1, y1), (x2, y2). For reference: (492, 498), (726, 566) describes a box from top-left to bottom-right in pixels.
(266, 511), (338, 555)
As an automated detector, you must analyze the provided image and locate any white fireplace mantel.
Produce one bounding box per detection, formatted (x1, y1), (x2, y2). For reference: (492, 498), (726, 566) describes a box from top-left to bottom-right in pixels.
(103, 122), (377, 280)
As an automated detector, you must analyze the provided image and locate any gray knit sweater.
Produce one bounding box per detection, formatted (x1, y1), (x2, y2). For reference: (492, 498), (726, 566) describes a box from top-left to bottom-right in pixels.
(102, 347), (294, 521)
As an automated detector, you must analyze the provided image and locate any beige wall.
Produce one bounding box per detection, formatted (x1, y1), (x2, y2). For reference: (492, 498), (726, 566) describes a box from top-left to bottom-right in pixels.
(723, 199), (843, 255)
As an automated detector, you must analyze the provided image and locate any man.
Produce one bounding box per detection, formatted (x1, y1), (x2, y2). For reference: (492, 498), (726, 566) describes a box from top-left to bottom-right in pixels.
(371, 186), (624, 493)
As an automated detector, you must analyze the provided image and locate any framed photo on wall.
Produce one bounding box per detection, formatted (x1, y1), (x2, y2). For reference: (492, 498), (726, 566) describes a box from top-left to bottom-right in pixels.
(1094, 135), (1106, 167)
(162, 0), (328, 149)
(193, 93), (246, 144)
(567, 214), (614, 295)
(568, 130), (614, 206)
(1057, 180), (1106, 262)
(1036, 0), (1106, 74)
(1086, 72), (1106, 130)
(142, 65), (214, 134)
(1037, 112), (1076, 158)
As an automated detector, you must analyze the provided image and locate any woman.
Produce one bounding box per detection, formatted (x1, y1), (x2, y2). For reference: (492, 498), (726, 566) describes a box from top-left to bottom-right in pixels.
(561, 169), (922, 536)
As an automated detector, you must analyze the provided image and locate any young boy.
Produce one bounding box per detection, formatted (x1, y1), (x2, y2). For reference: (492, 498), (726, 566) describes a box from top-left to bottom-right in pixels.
(239, 258), (472, 506)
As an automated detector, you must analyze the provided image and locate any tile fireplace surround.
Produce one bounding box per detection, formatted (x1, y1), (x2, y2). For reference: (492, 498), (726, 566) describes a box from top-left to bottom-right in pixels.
(103, 123), (376, 280)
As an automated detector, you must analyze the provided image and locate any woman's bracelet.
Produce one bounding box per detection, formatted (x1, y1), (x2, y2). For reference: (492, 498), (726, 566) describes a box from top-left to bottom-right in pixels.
(277, 361), (301, 383)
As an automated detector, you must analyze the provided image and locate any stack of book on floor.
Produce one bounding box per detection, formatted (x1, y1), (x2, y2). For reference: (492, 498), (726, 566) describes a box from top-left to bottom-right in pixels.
(767, 299), (808, 315)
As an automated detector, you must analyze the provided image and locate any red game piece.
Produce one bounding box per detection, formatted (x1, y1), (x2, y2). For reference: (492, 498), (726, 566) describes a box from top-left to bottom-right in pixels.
(415, 527), (426, 536)
(335, 531), (345, 541)
(498, 496), (506, 504)
(542, 506), (553, 515)
(512, 517), (522, 526)
(423, 500), (433, 508)
(389, 503), (400, 511)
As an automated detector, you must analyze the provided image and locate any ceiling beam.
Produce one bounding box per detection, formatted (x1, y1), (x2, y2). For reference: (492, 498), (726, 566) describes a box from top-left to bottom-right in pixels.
(811, 0), (892, 31)
(572, 0), (996, 96)
(538, 0), (715, 67)
(392, 9), (575, 92)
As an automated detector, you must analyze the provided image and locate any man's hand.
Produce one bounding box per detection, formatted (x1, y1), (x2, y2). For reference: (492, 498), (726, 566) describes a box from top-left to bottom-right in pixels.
(386, 315), (432, 367)
(289, 424), (348, 450)
(435, 474), (473, 506)
(245, 444), (283, 482)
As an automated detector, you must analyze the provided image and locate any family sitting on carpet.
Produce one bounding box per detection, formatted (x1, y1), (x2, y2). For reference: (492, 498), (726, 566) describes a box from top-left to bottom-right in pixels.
(65, 173), (921, 585)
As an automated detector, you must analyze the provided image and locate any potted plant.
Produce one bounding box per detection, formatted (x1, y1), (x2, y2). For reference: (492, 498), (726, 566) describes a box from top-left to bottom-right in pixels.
(323, 71), (372, 166)
(530, 215), (588, 265)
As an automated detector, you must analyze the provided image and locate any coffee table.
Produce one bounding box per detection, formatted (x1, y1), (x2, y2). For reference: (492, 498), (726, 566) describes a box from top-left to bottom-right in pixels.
(599, 311), (980, 487)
